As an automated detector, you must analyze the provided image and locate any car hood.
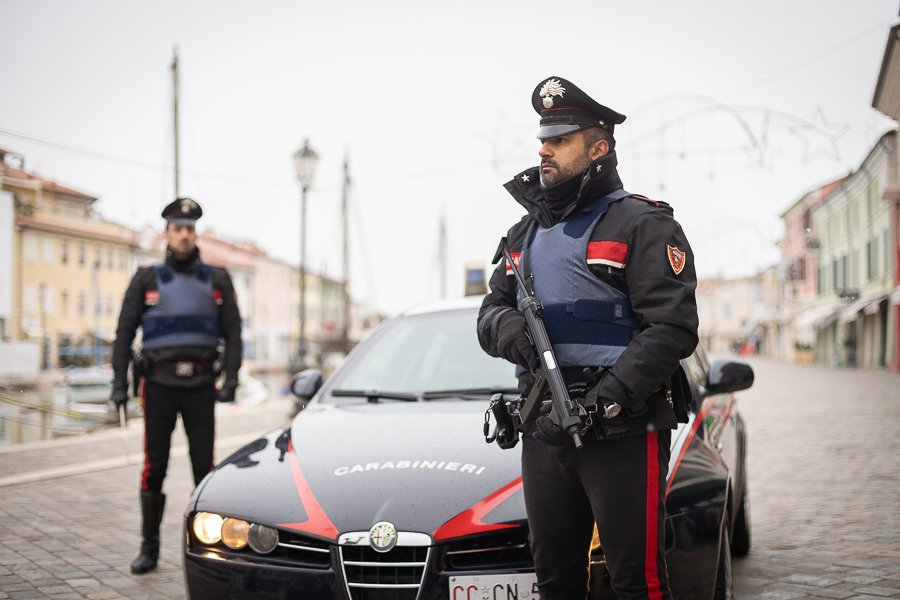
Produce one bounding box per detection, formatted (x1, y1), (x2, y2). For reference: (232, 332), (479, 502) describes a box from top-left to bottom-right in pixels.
(194, 399), (526, 543)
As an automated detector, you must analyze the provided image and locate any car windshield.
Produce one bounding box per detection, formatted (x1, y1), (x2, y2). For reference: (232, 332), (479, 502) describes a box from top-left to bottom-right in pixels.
(322, 309), (518, 402)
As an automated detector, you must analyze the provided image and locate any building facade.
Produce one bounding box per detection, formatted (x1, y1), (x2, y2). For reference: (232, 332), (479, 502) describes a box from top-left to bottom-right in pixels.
(809, 132), (897, 368)
(778, 176), (849, 362)
(1, 149), (139, 368)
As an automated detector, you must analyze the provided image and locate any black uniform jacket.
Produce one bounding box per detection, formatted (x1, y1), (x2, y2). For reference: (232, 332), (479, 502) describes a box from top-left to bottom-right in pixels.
(477, 150), (699, 435)
(112, 247), (242, 389)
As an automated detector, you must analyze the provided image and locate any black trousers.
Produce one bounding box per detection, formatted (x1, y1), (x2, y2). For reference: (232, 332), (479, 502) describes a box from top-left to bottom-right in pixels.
(521, 429), (672, 600)
(141, 381), (217, 493)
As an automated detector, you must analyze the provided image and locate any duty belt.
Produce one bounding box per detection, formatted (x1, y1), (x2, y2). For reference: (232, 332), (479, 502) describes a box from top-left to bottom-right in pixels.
(150, 361), (213, 377)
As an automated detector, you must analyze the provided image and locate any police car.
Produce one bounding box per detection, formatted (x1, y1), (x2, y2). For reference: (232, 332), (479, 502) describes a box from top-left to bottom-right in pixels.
(182, 296), (752, 600)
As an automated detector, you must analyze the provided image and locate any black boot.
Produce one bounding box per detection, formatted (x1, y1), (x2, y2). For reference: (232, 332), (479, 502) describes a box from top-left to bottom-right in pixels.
(130, 491), (166, 574)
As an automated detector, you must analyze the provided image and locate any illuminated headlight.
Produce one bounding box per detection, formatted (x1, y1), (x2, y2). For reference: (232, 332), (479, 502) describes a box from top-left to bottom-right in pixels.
(222, 518), (250, 550)
(248, 523), (279, 554)
(194, 512), (224, 545)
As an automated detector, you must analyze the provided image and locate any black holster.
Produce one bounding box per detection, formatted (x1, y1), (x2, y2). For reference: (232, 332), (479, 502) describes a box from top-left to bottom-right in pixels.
(132, 351), (148, 397)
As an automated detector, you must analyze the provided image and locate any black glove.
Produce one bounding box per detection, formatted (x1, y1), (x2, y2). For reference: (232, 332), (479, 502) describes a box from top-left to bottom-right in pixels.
(531, 403), (570, 446)
(217, 381), (238, 403)
(496, 311), (539, 372)
(110, 386), (129, 410)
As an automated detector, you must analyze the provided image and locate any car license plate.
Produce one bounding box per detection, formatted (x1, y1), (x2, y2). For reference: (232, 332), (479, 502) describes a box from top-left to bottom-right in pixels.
(449, 573), (540, 600)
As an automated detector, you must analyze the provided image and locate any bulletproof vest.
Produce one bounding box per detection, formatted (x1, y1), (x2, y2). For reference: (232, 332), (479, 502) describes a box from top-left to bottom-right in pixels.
(141, 263), (221, 351)
(517, 189), (640, 370)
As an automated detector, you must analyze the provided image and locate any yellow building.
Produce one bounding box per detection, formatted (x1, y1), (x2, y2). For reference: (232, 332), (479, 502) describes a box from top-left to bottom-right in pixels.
(2, 149), (138, 368)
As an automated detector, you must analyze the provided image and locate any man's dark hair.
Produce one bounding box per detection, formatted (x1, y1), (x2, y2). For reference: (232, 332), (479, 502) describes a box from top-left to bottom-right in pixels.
(581, 126), (615, 152)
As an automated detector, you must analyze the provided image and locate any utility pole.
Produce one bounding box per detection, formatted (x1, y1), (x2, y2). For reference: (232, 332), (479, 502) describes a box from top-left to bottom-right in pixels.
(342, 155), (351, 353)
(171, 47), (180, 199)
(439, 213), (447, 300)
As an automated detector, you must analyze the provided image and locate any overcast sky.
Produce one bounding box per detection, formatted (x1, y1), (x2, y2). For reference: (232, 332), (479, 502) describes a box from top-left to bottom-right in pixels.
(1, 0), (898, 315)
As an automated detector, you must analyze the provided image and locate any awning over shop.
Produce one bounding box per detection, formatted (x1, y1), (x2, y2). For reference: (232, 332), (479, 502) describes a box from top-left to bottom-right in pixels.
(863, 295), (889, 316)
(794, 305), (839, 330)
(839, 297), (873, 323)
(818, 309), (843, 330)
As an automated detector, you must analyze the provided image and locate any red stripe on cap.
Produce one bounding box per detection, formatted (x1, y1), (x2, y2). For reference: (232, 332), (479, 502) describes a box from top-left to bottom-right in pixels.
(645, 431), (663, 600)
(587, 241), (628, 264)
(540, 107), (593, 113)
(277, 440), (340, 540)
(433, 478), (522, 540)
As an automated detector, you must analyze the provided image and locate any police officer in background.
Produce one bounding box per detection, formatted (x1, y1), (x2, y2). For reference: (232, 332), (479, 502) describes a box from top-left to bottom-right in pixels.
(111, 198), (242, 574)
(477, 78), (699, 600)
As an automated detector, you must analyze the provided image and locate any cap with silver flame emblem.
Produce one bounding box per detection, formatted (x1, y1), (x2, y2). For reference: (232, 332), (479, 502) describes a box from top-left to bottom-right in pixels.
(368, 521), (397, 553)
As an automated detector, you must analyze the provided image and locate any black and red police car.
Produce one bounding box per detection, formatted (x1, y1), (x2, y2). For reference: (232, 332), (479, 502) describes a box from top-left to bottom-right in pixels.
(182, 296), (752, 600)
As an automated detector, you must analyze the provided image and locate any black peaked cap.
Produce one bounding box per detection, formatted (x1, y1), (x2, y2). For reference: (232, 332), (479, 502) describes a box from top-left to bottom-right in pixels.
(161, 197), (203, 224)
(532, 76), (626, 139)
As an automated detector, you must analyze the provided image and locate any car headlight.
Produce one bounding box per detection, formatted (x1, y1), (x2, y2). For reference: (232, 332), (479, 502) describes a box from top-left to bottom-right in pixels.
(194, 512), (224, 544)
(248, 523), (279, 554)
(222, 518), (250, 550)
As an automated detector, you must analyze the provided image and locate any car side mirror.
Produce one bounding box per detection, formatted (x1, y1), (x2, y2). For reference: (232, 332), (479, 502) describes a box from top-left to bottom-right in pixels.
(706, 359), (754, 395)
(291, 368), (323, 400)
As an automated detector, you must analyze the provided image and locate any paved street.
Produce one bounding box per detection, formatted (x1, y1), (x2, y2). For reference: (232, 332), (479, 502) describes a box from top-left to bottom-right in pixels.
(0, 359), (898, 599)
(732, 358), (900, 600)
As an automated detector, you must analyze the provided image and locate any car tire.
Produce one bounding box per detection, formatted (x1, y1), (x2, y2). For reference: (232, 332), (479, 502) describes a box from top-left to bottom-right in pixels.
(713, 513), (734, 600)
(731, 488), (751, 557)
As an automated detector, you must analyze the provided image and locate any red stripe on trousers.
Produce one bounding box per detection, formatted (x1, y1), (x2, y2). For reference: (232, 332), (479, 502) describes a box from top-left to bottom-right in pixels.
(140, 380), (150, 490)
(645, 431), (662, 600)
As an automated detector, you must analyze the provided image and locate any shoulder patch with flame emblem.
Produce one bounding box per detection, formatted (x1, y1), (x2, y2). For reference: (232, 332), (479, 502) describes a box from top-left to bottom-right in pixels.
(667, 245), (686, 275)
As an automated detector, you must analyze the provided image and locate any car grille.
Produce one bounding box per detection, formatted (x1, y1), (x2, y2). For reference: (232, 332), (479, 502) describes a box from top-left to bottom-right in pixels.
(340, 544), (430, 600)
(276, 531), (332, 568)
(444, 528), (533, 571)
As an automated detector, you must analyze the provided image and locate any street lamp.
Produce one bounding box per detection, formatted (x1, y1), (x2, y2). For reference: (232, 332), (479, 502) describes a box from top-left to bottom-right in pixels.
(294, 139), (318, 366)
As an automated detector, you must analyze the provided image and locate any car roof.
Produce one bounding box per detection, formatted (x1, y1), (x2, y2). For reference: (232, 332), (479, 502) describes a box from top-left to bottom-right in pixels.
(398, 295), (485, 316)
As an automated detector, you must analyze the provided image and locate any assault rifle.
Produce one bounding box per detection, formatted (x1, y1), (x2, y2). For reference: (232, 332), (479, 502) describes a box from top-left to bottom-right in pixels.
(494, 238), (586, 449)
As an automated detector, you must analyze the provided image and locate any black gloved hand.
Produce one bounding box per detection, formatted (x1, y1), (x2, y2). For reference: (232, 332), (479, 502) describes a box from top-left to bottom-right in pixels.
(217, 381), (238, 403)
(496, 311), (539, 372)
(110, 386), (129, 410)
(531, 403), (570, 446)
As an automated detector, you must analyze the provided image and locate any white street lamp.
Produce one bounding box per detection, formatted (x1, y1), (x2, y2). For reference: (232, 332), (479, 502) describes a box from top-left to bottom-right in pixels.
(293, 139), (318, 365)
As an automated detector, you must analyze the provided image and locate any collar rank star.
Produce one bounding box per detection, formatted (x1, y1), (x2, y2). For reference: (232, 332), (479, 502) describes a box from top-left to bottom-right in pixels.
(368, 521), (397, 553)
(667, 245), (686, 275)
(522, 174), (530, 182)
(539, 78), (566, 108)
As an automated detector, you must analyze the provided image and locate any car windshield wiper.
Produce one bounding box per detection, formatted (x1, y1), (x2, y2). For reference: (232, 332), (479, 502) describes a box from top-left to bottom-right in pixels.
(330, 389), (419, 402)
(422, 387), (520, 400)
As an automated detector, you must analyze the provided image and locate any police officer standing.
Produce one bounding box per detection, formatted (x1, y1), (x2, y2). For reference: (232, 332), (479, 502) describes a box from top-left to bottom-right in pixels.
(111, 198), (242, 574)
(477, 78), (699, 600)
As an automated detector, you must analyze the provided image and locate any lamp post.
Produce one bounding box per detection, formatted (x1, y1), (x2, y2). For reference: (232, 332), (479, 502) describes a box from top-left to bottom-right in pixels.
(294, 139), (318, 365)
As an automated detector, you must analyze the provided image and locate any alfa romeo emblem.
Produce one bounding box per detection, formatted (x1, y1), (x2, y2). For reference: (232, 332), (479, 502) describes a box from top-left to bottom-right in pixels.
(368, 521), (397, 553)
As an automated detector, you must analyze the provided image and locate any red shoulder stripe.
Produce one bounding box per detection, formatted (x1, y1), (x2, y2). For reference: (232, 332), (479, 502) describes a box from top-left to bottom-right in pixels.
(631, 195), (659, 207)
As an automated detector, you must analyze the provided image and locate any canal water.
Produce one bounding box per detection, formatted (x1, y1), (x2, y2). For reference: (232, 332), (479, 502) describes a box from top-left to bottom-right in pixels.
(0, 370), (296, 446)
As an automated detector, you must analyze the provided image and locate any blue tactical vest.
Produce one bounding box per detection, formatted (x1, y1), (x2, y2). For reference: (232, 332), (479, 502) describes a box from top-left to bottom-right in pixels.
(516, 189), (641, 371)
(141, 263), (221, 351)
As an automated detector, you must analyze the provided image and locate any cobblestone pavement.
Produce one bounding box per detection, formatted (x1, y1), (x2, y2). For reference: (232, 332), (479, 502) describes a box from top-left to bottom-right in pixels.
(0, 391), (298, 600)
(0, 360), (898, 599)
(732, 358), (900, 600)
